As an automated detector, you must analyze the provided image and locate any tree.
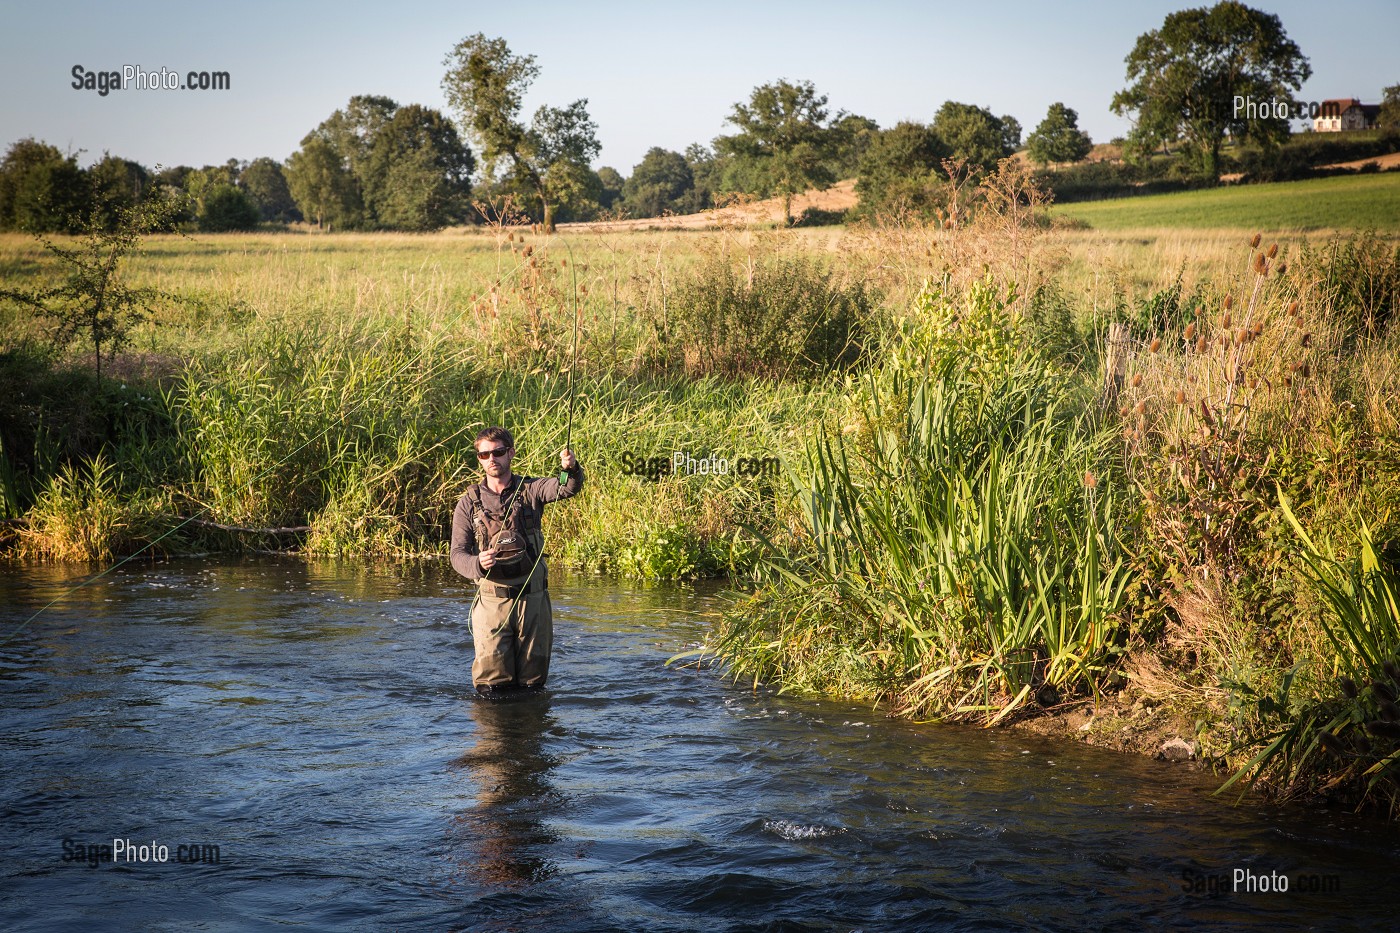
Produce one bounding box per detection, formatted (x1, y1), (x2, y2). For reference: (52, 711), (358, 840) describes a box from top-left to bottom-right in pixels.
(622, 147), (693, 217)
(86, 155), (149, 230)
(595, 167), (624, 212)
(679, 143), (724, 214)
(285, 136), (361, 230)
(827, 113), (880, 179)
(0, 139), (87, 233)
(714, 79), (837, 225)
(854, 121), (949, 218)
(1111, 1), (1310, 179)
(1380, 84), (1400, 131)
(199, 184), (260, 231)
(239, 157), (300, 223)
(442, 33), (601, 231)
(0, 194), (181, 383)
(931, 102), (1018, 171)
(1026, 103), (1094, 165)
(361, 104), (474, 230)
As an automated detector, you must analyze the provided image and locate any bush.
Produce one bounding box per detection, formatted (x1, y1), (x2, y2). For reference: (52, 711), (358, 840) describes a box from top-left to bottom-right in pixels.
(198, 185), (260, 232)
(792, 207), (849, 227)
(664, 252), (874, 378)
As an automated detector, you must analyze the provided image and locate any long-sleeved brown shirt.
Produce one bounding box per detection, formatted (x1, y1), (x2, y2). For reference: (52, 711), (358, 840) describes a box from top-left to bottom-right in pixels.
(449, 464), (584, 581)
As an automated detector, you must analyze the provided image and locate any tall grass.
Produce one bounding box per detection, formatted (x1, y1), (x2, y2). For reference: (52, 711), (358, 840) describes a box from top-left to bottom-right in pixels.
(708, 279), (1128, 721)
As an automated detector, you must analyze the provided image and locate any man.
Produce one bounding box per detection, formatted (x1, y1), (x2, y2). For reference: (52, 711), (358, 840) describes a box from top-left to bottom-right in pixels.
(450, 427), (583, 696)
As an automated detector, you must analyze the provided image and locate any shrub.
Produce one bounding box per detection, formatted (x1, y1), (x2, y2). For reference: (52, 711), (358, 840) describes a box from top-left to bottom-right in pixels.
(664, 252), (873, 378)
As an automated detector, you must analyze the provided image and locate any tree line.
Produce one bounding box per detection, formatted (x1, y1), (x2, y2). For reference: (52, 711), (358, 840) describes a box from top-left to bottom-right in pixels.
(3, 3), (1393, 234)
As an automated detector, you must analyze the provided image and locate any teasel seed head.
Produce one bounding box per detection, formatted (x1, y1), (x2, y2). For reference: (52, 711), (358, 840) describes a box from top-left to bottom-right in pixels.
(1185, 322), (1197, 340)
(1248, 377), (1258, 390)
(1341, 677), (1359, 699)
(1383, 659), (1400, 682)
(1175, 389), (1187, 405)
(1083, 471), (1097, 489)
(1252, 322), (1264, 337)
(1284, 374), (1293, 387)
(1365, 720), (1400, 739)
(1288, 300), (1299, 316)
(1250, 233), (1262, 249)
(1223, 311), (1232, 328)
(1301, 332), (1312, 347)
(1300, 362), (1310, 378)
(507, 232), (515, 242)
(1375, 680), (1398, 702)
(1132, 372), (1143, 387)
(1236, 328), (1247, 346)
(1195, 335), (1208, 353)
(1252, 252), (1268, 276)
(1318, 730), (1347, 756)
(1267, 242), (1279, 259)
(1224, 295), (1234, 311)
(1381, 699), (1400, 722)
(1149, 337), (1161, 353)
(1276, 261), (1287, 276)
(1134, 400), (1147, 415)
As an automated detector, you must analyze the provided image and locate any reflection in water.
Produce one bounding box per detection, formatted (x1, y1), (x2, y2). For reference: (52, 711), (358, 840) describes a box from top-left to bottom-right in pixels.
(448, 694), (561, 889)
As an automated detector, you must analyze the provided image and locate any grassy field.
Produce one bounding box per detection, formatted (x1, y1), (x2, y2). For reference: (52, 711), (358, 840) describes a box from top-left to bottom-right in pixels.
(1050, 171), (1400, 232)
(3, 217), (1400, 813)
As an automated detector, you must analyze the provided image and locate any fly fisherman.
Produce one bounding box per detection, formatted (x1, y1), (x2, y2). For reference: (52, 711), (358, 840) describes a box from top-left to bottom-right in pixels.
(450, 427), (583, 696)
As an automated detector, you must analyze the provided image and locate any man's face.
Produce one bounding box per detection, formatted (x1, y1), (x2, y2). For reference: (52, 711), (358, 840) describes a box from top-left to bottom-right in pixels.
(476, 441), (514, 479)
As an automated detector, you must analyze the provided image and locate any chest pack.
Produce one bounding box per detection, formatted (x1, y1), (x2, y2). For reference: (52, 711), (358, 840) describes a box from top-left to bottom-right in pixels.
(465, 481), (544, 578)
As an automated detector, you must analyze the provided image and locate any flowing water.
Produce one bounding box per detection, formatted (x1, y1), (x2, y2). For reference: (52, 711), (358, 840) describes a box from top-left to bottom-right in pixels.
(2, 558), (1396, 931)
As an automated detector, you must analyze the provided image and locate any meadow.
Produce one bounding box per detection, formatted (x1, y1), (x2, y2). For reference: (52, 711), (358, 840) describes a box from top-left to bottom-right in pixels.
(1049, 170), (1400, 231)
(3, 201), (1399, 813)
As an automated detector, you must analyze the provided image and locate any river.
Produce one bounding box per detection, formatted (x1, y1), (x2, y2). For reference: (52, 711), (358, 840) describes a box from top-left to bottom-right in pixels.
(1, 558), (1395, 931)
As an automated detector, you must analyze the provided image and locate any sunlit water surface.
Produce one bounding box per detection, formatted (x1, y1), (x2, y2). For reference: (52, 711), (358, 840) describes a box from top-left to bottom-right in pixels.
(2, 558), (1396, 931)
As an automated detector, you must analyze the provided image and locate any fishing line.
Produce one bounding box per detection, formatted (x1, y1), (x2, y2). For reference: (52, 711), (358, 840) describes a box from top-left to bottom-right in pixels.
(2, 237), (549, 647)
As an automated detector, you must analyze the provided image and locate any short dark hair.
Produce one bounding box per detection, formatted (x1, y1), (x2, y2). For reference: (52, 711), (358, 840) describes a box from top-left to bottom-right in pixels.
(475, 426), (514, 449)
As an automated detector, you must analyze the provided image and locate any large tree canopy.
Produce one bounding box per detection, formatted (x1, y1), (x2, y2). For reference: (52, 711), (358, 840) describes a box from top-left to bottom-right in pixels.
(622, 147), (693, 218)
(854, 121), (949, 219)
(1111, 1), (1310, 179)
(931, 102), (1019, 172)
(362, 104), (474, 230)
(442, 33), (600, 231)
(714, 79), (837, 225)
(1026, 103), (1094, 165)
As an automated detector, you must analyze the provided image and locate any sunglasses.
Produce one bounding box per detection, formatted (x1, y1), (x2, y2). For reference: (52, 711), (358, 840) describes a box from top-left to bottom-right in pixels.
(476, 446), (512, 460)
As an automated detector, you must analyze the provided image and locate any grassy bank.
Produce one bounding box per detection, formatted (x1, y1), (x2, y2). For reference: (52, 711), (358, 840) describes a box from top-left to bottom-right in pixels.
(1049, 172), (1400, 232)
(4, 219), (1400, 814)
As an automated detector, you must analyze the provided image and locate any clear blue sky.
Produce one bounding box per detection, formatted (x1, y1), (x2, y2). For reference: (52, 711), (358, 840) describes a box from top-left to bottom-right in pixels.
(1, 0), (1394, 174)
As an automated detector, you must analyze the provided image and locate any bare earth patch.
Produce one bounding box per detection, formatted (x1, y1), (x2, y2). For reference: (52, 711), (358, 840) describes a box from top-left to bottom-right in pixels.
(558, 179), (859, 232)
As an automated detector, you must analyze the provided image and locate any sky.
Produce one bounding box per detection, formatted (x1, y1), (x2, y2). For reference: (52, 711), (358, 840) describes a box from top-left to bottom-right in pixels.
(1, 0), (1395, 175)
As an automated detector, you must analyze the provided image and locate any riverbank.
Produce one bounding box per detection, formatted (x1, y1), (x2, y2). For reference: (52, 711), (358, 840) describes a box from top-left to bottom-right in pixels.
(3, 220), (1399, 814)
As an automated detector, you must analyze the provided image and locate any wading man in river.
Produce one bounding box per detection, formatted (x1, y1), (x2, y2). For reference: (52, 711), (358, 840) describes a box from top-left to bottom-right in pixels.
(450, 427), (583, 696)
